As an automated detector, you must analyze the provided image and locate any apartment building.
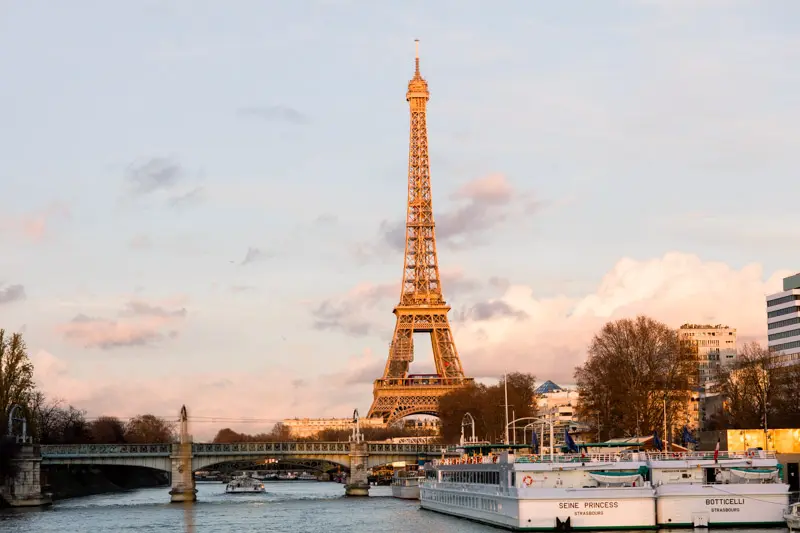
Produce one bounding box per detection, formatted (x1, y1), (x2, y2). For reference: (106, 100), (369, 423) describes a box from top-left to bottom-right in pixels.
(282, 417), (386, 438)
(678, 324), (738, 385)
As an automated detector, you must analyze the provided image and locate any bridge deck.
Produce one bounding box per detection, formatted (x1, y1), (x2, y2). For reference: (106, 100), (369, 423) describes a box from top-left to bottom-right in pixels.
(40, 441), (454, 458)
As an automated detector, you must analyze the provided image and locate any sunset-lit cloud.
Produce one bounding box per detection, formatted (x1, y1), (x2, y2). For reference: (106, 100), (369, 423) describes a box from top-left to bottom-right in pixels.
(56, 299), (188, 350)
(0, 203), (70, 242)
(315, 252), (791, 385)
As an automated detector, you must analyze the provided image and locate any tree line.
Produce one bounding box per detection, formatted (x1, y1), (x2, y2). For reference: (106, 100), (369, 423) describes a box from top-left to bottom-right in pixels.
(709, 342), (800, 430)
(436, 372), (538, 444)
(211, 423), (438, 443)
(574, 316), (800, 441)
(1, 329), (176, 446)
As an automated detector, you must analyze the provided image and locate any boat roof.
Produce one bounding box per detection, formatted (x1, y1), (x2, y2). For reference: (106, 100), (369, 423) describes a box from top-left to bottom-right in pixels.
(584, 436), (689, 452)
(461, 444), (531, 453)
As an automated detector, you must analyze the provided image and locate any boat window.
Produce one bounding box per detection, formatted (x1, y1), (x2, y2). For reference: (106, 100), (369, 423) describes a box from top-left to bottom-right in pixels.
(440, 469), (500, 485)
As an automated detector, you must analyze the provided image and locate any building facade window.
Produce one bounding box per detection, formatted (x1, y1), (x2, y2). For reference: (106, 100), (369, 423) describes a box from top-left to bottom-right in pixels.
(768, 317), (800, 330)
(767, 294), (800, 307)
(768, 306), (800, 319)
(768, 328), (800, 342)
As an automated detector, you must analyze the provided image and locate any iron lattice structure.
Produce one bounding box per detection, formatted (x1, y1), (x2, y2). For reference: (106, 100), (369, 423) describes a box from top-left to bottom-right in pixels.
(367, 41), (474, 424)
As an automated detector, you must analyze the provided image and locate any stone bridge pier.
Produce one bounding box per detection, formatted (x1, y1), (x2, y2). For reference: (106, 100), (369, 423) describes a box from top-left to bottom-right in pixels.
(1, 443), (51, 507)
(168, 406), (197, 503)
(1, 405), (51, 507)
(345, 441), (370, 496)
(344, 409), (370, 497)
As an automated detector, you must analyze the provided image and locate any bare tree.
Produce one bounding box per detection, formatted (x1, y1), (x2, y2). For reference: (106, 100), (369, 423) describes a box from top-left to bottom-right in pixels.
(268, 422), (292, 441)
(772, 362), (800, 427)
(90, 416), (127, 443)
(212, 428), (272, 443)
(713, 342), (800, 429)
(125, 414), (176, 443)
(575, 316), (697, 440)
(438, 372), (537, 444)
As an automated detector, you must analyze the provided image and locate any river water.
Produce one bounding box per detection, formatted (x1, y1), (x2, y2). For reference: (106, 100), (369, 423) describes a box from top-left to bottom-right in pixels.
(0, 482), (791, 533)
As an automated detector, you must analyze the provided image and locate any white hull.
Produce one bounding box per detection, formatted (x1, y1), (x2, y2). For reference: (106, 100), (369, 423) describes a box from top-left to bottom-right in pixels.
(422, 485), (657, 531)
(225, 477), (266, 494)
(655, 483), (789, 527)
(391, 484), (420, 500)
(225, 488), (265, 494)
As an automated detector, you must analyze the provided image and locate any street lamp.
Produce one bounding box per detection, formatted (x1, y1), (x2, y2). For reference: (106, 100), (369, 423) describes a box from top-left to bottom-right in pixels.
(507, 413), (555, 461)
(461, 412), (476, 446)
(351, 409), (363, 443)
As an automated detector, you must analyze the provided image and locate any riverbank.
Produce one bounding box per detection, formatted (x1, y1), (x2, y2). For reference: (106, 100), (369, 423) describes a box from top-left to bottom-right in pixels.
(43, 465), (169, 501)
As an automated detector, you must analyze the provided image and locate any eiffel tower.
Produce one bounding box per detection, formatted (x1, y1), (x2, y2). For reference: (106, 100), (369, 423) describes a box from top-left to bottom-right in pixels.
(367, 41), (474, 424)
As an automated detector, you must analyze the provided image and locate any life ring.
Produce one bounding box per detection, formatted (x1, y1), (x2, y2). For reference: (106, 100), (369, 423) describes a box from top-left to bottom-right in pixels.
(522, 475), (533, 487)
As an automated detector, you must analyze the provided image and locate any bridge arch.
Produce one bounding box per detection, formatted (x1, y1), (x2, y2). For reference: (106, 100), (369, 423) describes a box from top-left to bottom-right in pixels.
(193, 455), (350, 473)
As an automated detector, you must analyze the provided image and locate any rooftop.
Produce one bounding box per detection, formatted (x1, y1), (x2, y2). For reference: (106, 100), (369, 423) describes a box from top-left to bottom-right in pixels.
(534, 380), (563, 394)
(784, 273), (800, 291)
(679, 324), (731, 330)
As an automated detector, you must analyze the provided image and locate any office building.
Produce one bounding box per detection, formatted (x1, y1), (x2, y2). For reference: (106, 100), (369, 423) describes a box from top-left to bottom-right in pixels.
(766, 273), (800, 365)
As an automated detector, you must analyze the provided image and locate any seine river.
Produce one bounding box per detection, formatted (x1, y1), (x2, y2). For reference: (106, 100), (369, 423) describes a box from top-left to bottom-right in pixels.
(0, 482), (791, 533)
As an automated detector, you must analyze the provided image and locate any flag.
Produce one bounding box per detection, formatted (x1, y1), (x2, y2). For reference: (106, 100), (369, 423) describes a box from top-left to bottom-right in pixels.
(682, 426), (698, 446)
(653, 431), (664, 452)
(532, 430), (540, 455)
(564, 429), (580, 453)
(714, 439), (720, 462)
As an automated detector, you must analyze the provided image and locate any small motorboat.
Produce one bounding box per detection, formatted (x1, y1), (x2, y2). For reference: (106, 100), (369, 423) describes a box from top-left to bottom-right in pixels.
(225, 475), (266, 494)
(391, 468), (424, 500)
(786, 502), (800, 532)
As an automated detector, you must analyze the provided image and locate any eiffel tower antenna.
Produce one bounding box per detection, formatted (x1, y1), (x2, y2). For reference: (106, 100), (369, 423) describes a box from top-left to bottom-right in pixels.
(367, 41), (474, 424)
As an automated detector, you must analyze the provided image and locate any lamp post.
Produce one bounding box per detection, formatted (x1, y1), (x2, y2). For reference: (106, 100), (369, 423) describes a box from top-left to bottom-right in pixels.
(595, 411), (601, 443)
(512, 410), (516, 445)
(762, 367), (769, 452)
(663, 393), (668, 450)
(503, 372), (510, 445)
(351, 408), (363, 443)
(461, 412), (476, 446)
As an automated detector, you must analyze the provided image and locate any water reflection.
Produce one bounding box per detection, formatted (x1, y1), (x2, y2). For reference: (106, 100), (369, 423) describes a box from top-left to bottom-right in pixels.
(0, 482), (792, 533)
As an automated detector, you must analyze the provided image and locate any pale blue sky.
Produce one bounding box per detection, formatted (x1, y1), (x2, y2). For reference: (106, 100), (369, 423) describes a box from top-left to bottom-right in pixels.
(1, 1), (799, 430)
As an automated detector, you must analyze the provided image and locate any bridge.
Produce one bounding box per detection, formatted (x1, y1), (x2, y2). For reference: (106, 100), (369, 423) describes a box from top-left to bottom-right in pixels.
(38, 440), (456, 502)
(2, 404), (461, 506)
(40, 441), (447, 472)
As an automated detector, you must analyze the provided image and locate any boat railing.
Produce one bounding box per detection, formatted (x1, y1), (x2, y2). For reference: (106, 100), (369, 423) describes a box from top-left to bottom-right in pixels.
(648, 451), (777, 461)
(434, 456), (498, 466)
(433, 453), (642, 466)
(516, 453), (641, 463)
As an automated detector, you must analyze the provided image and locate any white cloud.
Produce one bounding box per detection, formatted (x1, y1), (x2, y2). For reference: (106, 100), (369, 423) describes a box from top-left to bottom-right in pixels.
(455, 252), (791, 384)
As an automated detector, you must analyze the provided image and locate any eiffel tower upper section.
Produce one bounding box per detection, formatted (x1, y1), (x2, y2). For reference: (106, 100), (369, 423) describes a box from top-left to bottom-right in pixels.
(400, 39), (443, 309)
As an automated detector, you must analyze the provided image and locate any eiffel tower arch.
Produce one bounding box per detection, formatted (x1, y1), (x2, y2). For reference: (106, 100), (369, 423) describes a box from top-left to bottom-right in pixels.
(367, 41), (474, 425)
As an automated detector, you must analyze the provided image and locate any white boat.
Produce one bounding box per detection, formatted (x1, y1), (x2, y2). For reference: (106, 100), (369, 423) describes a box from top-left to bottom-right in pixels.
(649, 449), (789, 527)
(391, 469), (423, 500)
(297, 472), (317, 481)
(420, 445), (657, 531)
(225, 475), (266, 494)
(785, 502), (800, 532)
